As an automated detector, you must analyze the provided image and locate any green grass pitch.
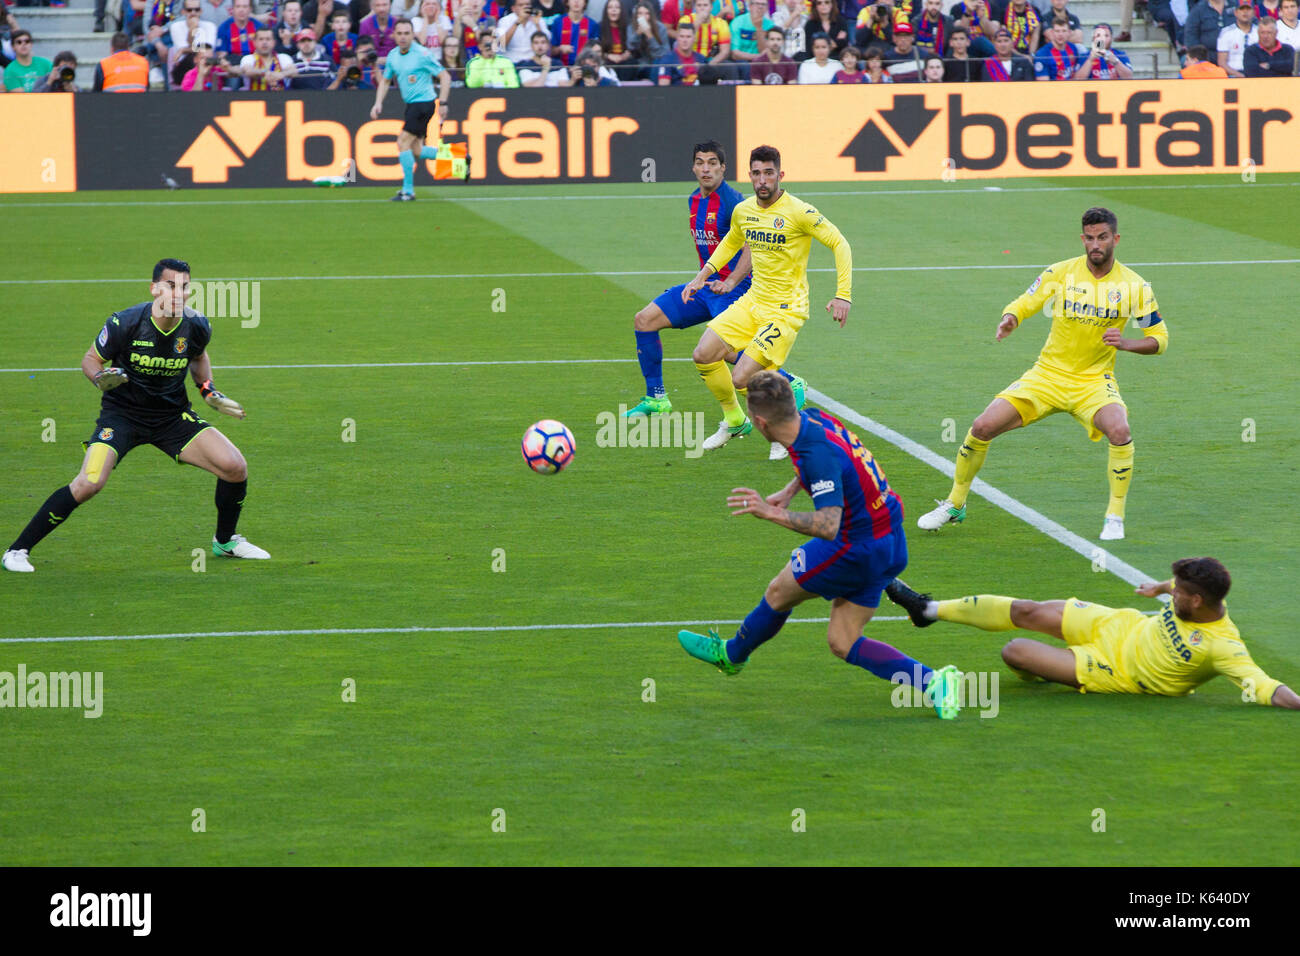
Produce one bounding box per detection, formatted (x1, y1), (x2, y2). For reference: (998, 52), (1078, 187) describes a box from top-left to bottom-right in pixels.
(0, 174), (1296, 865)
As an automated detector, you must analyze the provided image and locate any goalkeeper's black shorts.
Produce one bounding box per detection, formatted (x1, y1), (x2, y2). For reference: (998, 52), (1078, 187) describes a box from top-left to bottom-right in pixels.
(84, 406), (212, 464)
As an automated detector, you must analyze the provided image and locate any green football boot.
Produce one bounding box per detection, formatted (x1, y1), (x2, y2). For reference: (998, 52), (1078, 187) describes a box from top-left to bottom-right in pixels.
(788, 374), (807, 410)
(927, 664), (963, 720)
(677, 628), (745, 676)
(624, 395), (672, 417)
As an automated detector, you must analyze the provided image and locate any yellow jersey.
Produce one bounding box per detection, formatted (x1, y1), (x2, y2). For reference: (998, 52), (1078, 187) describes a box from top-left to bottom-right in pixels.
(1003, 255), (1167, 378)
(1120, 605), (1281, 705)
(706, 189), (852, 321)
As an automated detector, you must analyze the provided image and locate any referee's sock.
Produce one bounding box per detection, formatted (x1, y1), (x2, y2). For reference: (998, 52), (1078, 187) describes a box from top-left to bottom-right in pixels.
(845, 636), (934, 689)
(418, 145), (439, 160)
(399, 151), (415, 195)
(10, 485), (80, 553)
(215, 479), (247, 545)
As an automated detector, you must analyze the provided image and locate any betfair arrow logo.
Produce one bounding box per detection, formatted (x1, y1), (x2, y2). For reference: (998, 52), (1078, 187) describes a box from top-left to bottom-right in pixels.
(839, 95), (939, 172)
(176, 102), (282, 184)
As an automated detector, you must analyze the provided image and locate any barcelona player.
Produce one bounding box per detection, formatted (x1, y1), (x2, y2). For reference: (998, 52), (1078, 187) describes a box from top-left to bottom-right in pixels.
(623, 141), (807, 459)
(681, 145), (853, 453)
(2, 259), (268, 574)
(677, 372), (963, 719)
(917, 207), (1166, 541)
(884, 559), (1299, 708)
(370, 18), (455, 201)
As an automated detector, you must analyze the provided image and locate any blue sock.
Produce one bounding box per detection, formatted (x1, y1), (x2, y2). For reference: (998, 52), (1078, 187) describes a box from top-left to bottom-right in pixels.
(419, 145), (439, 160)
(726, 598), (790, 663)
(634, 329), (666, 399)
(845, 636), (934, 689)
(399, 151), (415, 195)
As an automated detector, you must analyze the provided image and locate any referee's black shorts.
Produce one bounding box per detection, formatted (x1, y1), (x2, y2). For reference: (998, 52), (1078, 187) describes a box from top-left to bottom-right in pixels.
(402, 99), (439, 139)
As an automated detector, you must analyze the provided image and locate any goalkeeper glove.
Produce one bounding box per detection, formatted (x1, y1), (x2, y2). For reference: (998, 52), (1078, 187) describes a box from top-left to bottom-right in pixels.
(199, 379), (246, 419)
(94, 367), (129, 391)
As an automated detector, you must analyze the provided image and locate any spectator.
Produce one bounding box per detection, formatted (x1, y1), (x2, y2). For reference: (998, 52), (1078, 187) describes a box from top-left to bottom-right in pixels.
(627, 0), (670, 74)
(831, 42), (867, 78)
(518, 27), (571, 82)
(982, 24), (1032, 76)
(883, 19), (923, 77)
(92, 31), (149, 89)
(943, 22), (980, 77)
(679, 0), (736, 76)
(32, 50), (80, 92)
(862, 44), (893, 78)
(1277, 0), (1300, 47)
(326, 46), (374, 84)
(1145, 0), (1181, 49)
(291, 26), (334, 83)
(323, 9), (358, 62)
(180, 41), (230, 86)
(948, 0), (994, 56)
(991, 0), (1039, 55)
(498, 0), (543, 61)
(216, 0), (262, 59)
(570, 41), (619, 82)
(749, 24), (798, 81)
(139, 0), (175, 76)
(856, 0), (894, 49)
(535, 0), (566, 16)
(551, 0), (600, 65)
(774, 0), (812, 58)
(917, 50), (944, 76)
(1075, 21), (1131, 77)
(1217, 0), (1257, 75)
(1032, 14), (1081, 77)
(797, 30), (841, 79)
(730, 0), (775, 65)
(232, 25), (296, 86)
(171, 0), (218, 56)
(359, 0), (398, 59)
(580, 38), (625, 79)
(197, 0), (234, 25)
(1183, 0), (1235, 56)
(1037, 0), (1079, 43)
(465, 23), (520, 82)
(2, 31), (49, 92)
(912, 0), (951, 53)
(601, 0), (635, 71)
(655, 18), (706, 81)
(412, 0), (450, 48)
(274, 0), (306, 53)
(1244, 15), (1296, 71)
(353, 34), (383, 82)
(1180, 42), (1229, 74)
(391, 0), (421, 17)
(806, 0), (850, 55)
(439, 29), (465, 68)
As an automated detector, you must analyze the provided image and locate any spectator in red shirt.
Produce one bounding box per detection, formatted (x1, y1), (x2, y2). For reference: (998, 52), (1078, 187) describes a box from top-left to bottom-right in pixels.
(832, 43), (867, 80)
(750, 24), (799, 81)
(216, 0), (263, 58)
(656, 17), (707, 81)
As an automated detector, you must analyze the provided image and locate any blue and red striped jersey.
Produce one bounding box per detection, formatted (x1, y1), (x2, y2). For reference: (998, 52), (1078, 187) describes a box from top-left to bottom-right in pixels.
(689, 181), (746, 281)
(787, 408), (904, 543)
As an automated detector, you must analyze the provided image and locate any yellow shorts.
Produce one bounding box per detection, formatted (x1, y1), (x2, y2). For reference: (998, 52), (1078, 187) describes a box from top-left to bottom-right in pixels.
(996, 365), (1125, 442)
(707, 293), (803, 370)
(1062, 599), (1143, 694)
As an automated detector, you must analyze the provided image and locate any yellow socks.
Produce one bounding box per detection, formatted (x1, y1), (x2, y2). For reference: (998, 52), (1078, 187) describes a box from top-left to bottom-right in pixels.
(948, 430), (990, 508)
(697, 360), (744, 426)
(1107, 440), (1134, 518)
(936, 595), (1015, 631)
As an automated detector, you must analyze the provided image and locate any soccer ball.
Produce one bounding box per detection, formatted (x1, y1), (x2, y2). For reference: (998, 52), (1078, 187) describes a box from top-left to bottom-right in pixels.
(521, 420), (576, 474)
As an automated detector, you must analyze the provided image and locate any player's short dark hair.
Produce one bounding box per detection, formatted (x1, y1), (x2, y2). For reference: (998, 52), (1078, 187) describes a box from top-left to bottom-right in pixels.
(749, 144), (781, 170)
(1187, 43), (1209, 60)
(746, 370), (797, 424)
(692, 140), (726, 166)
(153, 258), (191, 281)
(950, 24), (969, 37)
(1082, 206), (1117, 233)
(1171, 557), (1231, 605)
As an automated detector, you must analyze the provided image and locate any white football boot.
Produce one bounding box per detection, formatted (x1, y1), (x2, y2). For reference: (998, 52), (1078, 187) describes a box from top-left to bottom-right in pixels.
(2, 549), (34, 573)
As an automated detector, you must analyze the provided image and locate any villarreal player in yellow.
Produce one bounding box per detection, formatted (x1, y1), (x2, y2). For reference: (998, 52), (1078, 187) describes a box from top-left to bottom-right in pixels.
(883, 559), (1300, 708)
(918, 207), (1166, 541)
(681, 144), (853, 454)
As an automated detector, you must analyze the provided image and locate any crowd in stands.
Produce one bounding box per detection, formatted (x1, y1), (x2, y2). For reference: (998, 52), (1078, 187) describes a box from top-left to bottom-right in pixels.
(1, 0), (1297, 89)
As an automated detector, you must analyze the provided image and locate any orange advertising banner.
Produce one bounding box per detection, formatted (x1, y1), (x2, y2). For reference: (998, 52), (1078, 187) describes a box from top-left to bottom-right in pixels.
(0, 93), (77, 192)
(736, 79), (1300, 181)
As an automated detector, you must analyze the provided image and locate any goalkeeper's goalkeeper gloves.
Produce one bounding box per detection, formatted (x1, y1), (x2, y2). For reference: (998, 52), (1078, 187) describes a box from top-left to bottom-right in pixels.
(93, 367), (129, 391)
(199, 379), (246, 419)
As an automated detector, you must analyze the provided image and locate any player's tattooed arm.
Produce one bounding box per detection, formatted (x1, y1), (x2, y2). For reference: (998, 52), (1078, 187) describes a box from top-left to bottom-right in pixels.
(779, 505), (842, 541)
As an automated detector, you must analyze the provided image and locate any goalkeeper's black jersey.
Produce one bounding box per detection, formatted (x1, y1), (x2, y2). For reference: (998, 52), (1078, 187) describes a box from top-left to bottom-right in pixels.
(91, 304), (212, 424)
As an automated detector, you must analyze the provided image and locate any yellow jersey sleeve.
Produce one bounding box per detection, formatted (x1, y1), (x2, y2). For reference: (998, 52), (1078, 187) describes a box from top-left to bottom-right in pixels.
(1130, 278), (1168, 355)
(1002, 261), (1065, 325)
(705, 205), (746, 277)
(1210, 636), (1281, 706)
(802, 204), (853, 303)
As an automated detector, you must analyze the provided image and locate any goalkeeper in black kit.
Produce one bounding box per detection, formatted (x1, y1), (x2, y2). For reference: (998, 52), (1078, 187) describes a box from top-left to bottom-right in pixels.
(3, 258), (270, 573)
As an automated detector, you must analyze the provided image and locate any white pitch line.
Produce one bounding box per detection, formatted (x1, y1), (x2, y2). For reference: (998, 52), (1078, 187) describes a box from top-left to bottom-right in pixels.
(809, 388), (1158, 589)
(0, 616), (860, 645)
(0, 357), (694, 373)
(2, 258), (1296, 286)
(1, 180), (1297, 209)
